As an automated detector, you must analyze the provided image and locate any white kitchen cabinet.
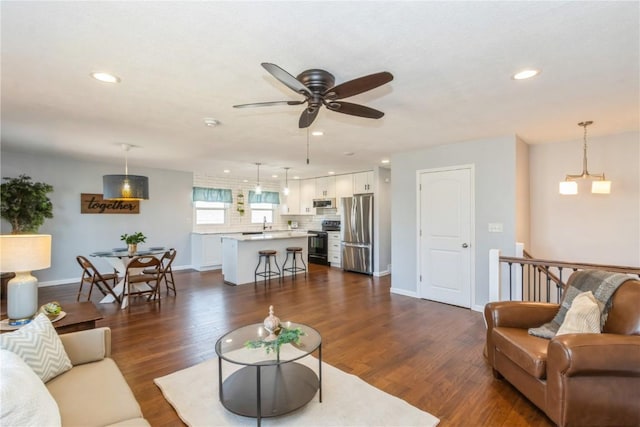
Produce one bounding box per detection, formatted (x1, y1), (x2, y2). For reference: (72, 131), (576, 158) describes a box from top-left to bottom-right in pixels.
(299, 179), (316, 215)
(315, 176), (335, 198)
(335, 174), (353, 209)
(353, 171), (374, 194)
(280, 180), (300, 215)
(327, 231), (341, 268)
(191, 233), (224, 271)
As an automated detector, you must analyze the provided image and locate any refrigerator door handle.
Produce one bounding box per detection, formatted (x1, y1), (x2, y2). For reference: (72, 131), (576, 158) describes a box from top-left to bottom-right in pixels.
(342, 242), (370, 249)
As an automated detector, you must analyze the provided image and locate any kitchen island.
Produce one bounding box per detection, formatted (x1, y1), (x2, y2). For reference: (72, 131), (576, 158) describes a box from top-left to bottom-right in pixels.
(221, 232), (310, 285)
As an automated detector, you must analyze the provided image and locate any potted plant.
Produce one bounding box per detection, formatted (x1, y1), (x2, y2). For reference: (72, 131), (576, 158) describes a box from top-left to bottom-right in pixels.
(120, 232), (146, 255)
(0, 175), (54, 234)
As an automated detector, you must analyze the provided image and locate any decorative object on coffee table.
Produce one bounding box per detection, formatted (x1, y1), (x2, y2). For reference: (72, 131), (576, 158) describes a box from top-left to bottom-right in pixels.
(245, 306), (306, 357)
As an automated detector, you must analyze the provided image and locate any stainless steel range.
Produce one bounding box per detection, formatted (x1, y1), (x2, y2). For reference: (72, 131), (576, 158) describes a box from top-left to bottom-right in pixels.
(308, 220), (340, 265)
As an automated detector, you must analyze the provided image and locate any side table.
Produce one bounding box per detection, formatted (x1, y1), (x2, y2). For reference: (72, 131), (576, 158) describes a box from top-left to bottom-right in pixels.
(1, 301), (103, 334)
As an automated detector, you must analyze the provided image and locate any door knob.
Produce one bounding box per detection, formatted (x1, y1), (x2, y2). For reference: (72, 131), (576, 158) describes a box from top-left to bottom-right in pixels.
(461, 243), (468, 248)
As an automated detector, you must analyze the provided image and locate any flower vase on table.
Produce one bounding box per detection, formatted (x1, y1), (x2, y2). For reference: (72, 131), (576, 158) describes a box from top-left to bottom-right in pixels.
(127, 243), (137, 255)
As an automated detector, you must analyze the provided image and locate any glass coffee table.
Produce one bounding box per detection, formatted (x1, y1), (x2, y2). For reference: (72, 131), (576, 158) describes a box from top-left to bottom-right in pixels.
(215, 322), (322, 426)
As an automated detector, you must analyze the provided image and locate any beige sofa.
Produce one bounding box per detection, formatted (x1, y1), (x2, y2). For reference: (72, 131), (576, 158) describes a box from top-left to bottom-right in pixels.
(46, 327), (150, 427)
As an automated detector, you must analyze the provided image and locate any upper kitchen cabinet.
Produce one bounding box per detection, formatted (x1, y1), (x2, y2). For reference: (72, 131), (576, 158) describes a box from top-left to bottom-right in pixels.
(353, 171), (375, 194)
(280, 180), (300, 215)
(299, 178), (316, 215)
(335, 174), (353, 208)
(315, 176), (336, 199)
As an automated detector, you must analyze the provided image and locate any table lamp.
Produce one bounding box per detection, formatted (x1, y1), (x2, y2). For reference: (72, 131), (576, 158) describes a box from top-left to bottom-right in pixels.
(0, 234), (52, 325)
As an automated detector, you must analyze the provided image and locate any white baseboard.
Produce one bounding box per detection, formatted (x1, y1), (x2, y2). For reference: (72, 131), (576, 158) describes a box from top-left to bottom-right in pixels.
(38, 264), (195, 287)
(373, 270), (390, 277)
(390, 287), (418, 298)
(471, 304), (484, 313)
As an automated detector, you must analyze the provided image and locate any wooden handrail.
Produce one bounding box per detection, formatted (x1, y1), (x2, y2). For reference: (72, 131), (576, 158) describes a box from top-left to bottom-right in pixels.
(521, 250), (563, 287)
(500, 256), (640, 276)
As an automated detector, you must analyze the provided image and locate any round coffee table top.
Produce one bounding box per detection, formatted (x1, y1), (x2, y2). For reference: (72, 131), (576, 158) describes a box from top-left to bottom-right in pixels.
(215, 322), (321, 366)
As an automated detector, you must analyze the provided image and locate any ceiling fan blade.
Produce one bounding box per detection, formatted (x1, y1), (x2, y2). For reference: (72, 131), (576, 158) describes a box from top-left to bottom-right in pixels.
(299, 107), (320, 128)
(324, 72), (393, 100)
(233, 100), (305, 108)
(325, 101), (385, 119)
(261, 63), (312, 96)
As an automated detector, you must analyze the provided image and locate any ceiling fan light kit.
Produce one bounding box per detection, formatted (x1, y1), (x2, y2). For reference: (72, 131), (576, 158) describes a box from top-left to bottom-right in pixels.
(234, 62), (394, 128)
(559, 121), (610, 195)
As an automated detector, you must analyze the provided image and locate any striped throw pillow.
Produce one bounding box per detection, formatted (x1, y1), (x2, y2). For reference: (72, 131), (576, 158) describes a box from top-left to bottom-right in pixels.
(0, 313), (72, 382)
(556, 291), (602, 336)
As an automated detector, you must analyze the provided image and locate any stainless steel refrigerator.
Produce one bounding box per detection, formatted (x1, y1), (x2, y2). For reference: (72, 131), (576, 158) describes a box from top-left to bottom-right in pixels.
(340, 194), (373, 274)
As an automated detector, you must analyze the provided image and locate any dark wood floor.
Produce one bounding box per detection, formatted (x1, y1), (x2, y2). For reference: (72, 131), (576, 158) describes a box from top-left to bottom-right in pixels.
(38, 265), (553, 427)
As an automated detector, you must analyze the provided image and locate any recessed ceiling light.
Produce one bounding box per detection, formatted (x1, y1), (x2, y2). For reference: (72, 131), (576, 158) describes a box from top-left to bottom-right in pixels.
(328, 171), (335, 175)
(272, 174), (278, 178)
(381, 159), (390, 164)
(243, 179), (249, 183)
(91, 72), (121, 83)
(204, 118), (220, 127)
(512, 69), (541, 80)
(293, 176), (300, 180)
(311, 131), (324, 136)
(343, 152), (355, 156)
(223, 169), (231, 174)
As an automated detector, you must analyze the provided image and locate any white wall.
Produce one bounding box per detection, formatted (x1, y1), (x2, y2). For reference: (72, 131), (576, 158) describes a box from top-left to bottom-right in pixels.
(529, 131), (639, 266)
(516, 136), (531, 247)
(375, 167), (392, 275)
(391, 136), (518, 309)
(1, 150), (193, 285)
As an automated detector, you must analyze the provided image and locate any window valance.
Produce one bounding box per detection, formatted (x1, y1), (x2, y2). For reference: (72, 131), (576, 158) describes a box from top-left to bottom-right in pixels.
(192, 187), (233, 203)
(248, 190), (280, 205)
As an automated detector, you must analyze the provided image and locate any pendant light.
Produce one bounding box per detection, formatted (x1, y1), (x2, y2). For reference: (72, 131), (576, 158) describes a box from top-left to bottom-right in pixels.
(283, 167), (290, 196)
(255, 162), (262, 195)
(103, 144), (149, 200)
(559, 121), (611, 195)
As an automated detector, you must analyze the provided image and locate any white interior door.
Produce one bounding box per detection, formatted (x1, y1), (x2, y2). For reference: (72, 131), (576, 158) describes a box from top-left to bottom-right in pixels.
(418, 167), (472, 308)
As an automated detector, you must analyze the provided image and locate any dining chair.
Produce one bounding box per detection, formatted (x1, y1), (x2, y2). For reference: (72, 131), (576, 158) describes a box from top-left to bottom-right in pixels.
(143, 248), (177, 296)
(124, 256), (162, 310)
(76, 255), (121, 304)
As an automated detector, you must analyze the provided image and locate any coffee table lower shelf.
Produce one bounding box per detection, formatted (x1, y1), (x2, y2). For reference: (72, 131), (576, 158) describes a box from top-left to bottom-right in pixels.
(220, 362), (319, 420)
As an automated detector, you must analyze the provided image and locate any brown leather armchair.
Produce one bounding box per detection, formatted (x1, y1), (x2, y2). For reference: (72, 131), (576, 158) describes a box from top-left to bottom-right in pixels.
(485, 277), (640, 426)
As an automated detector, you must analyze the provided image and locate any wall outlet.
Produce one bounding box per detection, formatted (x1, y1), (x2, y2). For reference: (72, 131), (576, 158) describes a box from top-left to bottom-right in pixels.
(488, 223), (503, 233)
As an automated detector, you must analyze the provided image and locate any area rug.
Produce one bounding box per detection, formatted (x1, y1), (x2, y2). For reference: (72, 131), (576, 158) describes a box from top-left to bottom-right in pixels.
(154, 347), (439, 427)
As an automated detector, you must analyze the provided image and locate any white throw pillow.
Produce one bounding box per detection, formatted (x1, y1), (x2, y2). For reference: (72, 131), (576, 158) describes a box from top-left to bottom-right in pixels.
(0, 349), (62, 426)
(0, 313), (72, 382)
(556, 291), (602, 336)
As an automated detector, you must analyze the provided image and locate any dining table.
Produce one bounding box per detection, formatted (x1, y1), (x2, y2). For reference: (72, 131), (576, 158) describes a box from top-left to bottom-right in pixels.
(90, 248), (167, 309)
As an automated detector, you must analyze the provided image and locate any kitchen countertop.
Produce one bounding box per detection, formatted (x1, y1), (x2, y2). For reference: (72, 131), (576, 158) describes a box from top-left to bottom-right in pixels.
(192, 229), (302, 235)
(221, 231), (311, 241)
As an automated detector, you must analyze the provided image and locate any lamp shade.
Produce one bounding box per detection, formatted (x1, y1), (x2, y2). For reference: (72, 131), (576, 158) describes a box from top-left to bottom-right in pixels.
(591, 180), (611, 194)
(559, 180), (578, 195)
(0, 234), (52, 272)
(103, 175), (149, 200)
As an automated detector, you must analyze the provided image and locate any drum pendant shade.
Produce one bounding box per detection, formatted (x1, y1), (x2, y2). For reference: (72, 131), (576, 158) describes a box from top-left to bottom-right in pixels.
(103, 174), (149, 200)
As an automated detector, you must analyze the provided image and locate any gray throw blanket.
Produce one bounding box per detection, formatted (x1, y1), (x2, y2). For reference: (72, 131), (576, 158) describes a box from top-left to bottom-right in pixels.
(528, 270), (633, 339)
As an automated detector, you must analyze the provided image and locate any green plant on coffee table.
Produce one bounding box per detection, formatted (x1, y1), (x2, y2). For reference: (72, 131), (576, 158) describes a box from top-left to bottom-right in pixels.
(245, 326), (306, 354)
(120, 232), (146, 245)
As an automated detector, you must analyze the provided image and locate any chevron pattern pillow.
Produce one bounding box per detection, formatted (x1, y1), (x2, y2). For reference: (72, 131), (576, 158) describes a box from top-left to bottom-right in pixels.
(0, 313), (72, 383)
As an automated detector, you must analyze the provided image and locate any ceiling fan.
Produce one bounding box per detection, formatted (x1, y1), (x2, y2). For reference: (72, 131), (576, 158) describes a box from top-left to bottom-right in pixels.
(234, 63), (394, 128)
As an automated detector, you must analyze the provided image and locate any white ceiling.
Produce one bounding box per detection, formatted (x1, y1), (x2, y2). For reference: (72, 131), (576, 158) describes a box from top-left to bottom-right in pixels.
(1, 1), (638, 180)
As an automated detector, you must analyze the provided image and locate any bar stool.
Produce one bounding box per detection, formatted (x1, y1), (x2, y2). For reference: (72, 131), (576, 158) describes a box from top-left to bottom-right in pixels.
(282, 246), (307, 280)
(254, 249), (281, 284)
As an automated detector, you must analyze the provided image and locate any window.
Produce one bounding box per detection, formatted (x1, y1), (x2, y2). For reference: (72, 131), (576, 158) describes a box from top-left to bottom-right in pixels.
(195, 201), (226, 225)
(250, 202), (274, 224)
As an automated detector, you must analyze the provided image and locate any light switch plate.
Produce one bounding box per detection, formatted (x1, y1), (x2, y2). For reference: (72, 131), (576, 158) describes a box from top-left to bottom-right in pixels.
(488, 223), (503, 232)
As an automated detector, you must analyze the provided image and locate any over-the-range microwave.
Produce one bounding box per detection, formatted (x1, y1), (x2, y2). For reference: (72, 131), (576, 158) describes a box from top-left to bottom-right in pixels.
(312, 198), (336, 209)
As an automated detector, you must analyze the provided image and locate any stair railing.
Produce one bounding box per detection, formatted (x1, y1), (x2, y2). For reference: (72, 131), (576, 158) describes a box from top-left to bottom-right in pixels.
(498, 254), (640, 302)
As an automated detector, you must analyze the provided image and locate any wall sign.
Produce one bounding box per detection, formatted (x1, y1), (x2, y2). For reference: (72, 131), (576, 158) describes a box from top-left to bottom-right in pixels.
(81, 193), (140, 214)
